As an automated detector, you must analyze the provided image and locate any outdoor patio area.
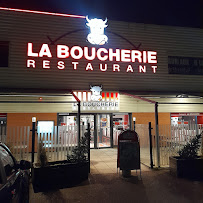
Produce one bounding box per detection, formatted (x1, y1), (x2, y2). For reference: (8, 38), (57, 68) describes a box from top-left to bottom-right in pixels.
(90, 148), (150, 174)
(29, 148), (203, 203)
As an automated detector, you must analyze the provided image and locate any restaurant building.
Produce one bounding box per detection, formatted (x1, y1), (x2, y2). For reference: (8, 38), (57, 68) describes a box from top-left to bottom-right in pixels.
(0, 7), (203, 151)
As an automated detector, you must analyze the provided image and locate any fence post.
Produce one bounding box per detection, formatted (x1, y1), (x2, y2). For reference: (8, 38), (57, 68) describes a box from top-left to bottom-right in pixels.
(87, 123), (91, 173)
(31, 117), (37, 163)
(148, 122), (154, 169)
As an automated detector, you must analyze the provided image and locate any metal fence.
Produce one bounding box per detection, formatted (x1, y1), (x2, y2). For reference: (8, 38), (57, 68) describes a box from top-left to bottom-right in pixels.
(157, 124), (203, 167)
(0, 124), (202, 168)
(0, 125), (78, 163)
(112, 123), (203, 168)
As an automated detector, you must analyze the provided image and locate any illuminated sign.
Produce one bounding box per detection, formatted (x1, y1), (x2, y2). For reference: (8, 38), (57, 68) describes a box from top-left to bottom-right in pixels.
(86, 16), (108, 45)
(27, 43), (158, 73)
(72, 90), (119, 111)
(90, 85), (102, 101)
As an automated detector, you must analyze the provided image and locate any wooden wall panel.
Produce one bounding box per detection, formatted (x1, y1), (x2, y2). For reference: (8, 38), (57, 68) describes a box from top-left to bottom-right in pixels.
(7, 113), (57, 127)
(132, 112), (171, 125)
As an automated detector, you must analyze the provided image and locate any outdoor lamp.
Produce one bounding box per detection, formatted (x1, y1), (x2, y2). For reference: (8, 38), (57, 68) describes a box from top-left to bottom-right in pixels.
(133, 117), (136, 131)
(32, 117), (36, 123)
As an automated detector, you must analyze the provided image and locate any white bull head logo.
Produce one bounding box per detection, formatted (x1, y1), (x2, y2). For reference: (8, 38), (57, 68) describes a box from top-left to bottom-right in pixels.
(86, 16), (108, 45)
(90, 85), (102, 101)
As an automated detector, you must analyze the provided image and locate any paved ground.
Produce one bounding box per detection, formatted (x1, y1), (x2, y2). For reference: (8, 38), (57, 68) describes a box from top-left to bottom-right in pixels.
(29, 149), (203, 203)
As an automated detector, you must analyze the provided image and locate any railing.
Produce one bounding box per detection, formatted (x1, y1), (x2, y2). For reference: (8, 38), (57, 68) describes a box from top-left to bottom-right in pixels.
(0, 125), (78, 163)
(0, 124), (202, 168)
(158, 124), (203, 167)
(37, 126), (78, 163)
(0, 126), (31, 161)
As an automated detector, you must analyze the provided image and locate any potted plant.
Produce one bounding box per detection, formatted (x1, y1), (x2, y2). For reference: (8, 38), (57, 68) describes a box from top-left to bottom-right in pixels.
(32, 133), (90, 193)
(169, 132), (203, 179)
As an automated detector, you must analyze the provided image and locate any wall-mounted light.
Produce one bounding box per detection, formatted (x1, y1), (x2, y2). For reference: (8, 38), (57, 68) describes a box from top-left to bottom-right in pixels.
(176, 94), (188, 98)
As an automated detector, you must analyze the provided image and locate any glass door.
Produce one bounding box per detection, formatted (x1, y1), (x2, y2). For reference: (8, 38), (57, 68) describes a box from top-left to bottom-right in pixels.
(80, 115), (95, 148)
(113, 114), (130, 146)
(97, 114), (111, 148)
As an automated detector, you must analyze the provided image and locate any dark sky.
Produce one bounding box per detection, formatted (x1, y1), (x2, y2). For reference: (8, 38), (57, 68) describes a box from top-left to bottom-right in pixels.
(0, 0), (202, 28)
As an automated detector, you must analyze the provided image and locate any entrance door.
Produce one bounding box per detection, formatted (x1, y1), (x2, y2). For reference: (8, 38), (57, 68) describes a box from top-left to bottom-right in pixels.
(81, 114), (111, 148)
(80, 115), (95, 148)
(58, 113), (112, 149)
(97, 114), (111, 148)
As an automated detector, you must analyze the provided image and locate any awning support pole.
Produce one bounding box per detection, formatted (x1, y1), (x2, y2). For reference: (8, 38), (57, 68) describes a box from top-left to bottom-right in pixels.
(77, 101), (81, 146)
(155, 102), (160, 167)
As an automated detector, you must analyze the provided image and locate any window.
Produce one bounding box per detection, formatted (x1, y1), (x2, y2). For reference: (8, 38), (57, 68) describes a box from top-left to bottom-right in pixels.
(0, 41), (9, 67)
(0, 146), (15, 177)
(37, 121), (54, 134)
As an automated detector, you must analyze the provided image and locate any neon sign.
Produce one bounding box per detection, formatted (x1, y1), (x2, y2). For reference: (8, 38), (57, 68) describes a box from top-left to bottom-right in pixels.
(27, 43), (158, 73)
(72, 91), (119, 111)
(86, 16), (108, 45)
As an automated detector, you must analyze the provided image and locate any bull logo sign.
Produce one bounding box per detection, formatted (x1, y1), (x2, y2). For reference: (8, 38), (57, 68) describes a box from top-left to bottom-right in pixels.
(90, 85), (102, 101)
(86, 16), (108, 45)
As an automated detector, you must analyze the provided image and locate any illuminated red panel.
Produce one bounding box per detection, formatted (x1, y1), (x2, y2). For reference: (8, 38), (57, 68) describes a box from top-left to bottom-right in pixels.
(0, 7), (85, 18)
(106, 92), (109, 100)
(115, 92), (118, 100)
(197, 116), (203, 124)
(102, 92), (105, 100)
(111, 92), (114, 100)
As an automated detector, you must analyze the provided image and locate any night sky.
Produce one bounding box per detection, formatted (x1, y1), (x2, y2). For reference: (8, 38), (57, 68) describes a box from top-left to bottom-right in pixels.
(0, 0), (202, 28)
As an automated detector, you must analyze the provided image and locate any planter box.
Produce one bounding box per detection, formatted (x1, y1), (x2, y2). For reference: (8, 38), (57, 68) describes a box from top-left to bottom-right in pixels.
(169, 156), (203, 179)
(32, 160), (89, 193)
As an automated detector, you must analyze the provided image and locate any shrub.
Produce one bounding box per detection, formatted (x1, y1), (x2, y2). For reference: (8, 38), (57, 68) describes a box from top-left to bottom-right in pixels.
(67, 132), (89, 163)
(178, 133), (202, 159)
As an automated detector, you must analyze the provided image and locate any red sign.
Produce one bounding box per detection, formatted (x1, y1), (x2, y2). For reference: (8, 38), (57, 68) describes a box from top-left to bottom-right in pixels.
(26, 43), (158, 73)
(171, 113), (203, 117)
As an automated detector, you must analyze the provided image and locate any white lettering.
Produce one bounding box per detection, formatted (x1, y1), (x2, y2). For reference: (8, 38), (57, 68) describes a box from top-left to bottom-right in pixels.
(131, 50), (142, 62)
(27, 59), (35, 68)
(97, 48), (108, 61)
(57, 61), (65, 69)
(100, 64), (107, 71)
(113, 64), (120, 72)
(27, 43), (38, 57)
(151, 66), (157, 73)
(70, 46), (83, 59)
(109, 49), (120, 61)
(84, 47), (96, 60)
(72, 62), (79, 70)
(148, 51), (157, 63)
(121, 50), (131, 62)
(139, 65), (146, 73)
(39, 44), (52, 57)
(126, 65), (133, 72)
(43, 60), (50, 69)
(57, 45), (69, 58)
(143, 51), (147, 63)
(86, 63), (93, 71)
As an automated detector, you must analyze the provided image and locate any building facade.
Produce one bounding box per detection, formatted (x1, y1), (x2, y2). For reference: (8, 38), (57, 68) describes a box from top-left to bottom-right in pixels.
(0, 7), (203, 149)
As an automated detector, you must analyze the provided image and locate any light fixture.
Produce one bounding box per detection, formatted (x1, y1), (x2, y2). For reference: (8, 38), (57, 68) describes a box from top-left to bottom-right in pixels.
(176, 94), (188, 98)
(32, 117), (36, 122)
